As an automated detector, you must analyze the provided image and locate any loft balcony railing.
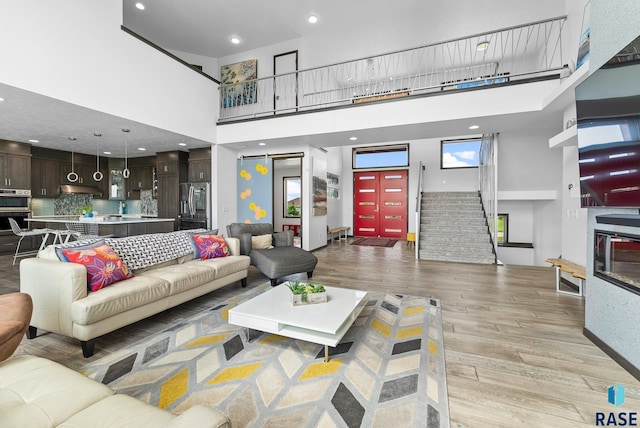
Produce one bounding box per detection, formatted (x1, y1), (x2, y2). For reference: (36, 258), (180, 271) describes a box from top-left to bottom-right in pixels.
(219, 16), (567, 122)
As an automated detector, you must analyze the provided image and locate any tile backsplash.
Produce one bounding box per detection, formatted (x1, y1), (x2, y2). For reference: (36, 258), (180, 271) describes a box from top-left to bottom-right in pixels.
(32, 190), (158, 217)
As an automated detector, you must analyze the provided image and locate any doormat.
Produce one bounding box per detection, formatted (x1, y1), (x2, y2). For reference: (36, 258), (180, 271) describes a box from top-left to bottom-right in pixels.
(81, 284), (450, 428)
(351, 237), (398, 247)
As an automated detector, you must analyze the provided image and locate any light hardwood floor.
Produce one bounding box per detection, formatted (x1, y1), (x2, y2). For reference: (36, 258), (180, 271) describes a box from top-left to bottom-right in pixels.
(2, 239), (639, 427)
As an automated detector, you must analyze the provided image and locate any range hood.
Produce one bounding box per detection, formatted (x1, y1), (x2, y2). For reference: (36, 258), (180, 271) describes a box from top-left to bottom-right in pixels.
(58, 184), (104, 196)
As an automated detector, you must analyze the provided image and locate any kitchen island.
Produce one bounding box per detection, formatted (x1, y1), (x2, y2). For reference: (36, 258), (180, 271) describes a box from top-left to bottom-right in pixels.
(28, 216), (176, 238)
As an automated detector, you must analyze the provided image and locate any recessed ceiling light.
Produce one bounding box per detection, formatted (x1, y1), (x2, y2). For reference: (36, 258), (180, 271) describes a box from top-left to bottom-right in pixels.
(476, 41), (489, 51)
(230, 36), (241, 45)
(469, 125), (480, 130)
(138, 147), (146, 151)
(178, 143), (187, 147)
(103, 151), (112, 155)
(135, 2), (145, 10)
(349, 136), (358, 141)
(258, 142), (266, 146)
(28, 139), (39, 143)
(307, 15), (319, 24)
(0, 97), (4, 102)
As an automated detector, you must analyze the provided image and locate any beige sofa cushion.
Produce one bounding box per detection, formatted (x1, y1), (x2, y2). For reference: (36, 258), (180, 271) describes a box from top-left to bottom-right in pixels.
(71, 276), (170, 325)
(0, 355), (113, 427)
(138, 263), (218, 295)
(192, 255), (251, 279)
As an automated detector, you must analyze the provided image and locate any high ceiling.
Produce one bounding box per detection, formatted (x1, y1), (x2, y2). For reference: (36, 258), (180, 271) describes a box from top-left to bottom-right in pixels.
(0, 1), (566, 158)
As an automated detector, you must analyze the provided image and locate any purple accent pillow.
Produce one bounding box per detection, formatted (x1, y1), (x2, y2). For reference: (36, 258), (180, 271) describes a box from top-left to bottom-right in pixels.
(61, 243), (133, 292)
(192, 234), (230, 260)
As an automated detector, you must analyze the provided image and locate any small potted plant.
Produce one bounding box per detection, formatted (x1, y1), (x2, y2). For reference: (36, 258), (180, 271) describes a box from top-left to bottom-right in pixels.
(287, 280), (327, 305)
(77, 204), (93, 218)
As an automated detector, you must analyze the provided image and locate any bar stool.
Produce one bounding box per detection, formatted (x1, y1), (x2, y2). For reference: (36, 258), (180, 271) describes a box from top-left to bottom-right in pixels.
(8, 218), (54, 266)
(38, 228), (76, 253)
(65, 221), (110, 241)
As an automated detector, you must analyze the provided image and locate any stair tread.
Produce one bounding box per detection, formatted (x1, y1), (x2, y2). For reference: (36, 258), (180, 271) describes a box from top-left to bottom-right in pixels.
(418, 192), (494, 264)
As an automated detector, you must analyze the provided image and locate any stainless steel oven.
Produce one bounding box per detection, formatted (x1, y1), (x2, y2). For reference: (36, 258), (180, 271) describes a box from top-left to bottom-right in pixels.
(0, 189), (32, 232)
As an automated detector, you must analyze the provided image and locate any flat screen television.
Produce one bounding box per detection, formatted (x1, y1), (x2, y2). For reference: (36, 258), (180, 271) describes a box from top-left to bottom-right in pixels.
(576, 34), (640, 208)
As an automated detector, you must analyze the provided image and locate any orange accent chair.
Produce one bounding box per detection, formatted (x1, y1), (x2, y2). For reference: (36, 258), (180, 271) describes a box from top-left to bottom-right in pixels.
(0, 293), (33, 362)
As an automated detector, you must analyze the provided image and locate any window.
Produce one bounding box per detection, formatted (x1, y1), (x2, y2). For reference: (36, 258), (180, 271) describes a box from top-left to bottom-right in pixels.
(497, 213), (508, 244)
(284, 176), (301, 217)
(441, 138), (481, 169)
(353, 144), (409, 169)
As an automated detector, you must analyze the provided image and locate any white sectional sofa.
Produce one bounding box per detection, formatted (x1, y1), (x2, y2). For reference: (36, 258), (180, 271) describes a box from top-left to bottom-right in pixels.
(0, 355), (230, 427)
(20, 230), (250, 357)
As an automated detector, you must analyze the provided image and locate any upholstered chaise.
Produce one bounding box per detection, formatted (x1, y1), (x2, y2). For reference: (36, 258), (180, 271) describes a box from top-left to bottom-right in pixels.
(227, 223), (318, 286)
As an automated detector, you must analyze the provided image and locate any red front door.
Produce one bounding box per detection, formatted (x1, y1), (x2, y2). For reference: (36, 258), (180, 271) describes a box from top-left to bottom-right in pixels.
(353, 170), (407, 238)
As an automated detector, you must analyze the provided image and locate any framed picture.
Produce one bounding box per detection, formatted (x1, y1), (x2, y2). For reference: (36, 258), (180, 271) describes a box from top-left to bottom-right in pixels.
(221, 59), (258, 108)
(327, 172), (339, 186)
(312, 158), (327, 216)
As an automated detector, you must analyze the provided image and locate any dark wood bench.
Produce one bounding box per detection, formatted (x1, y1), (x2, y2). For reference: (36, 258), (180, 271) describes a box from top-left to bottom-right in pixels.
(545, 257), (586, 296)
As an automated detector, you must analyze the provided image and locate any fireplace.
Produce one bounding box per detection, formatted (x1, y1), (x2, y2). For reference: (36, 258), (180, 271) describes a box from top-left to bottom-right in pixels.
(594, 230), (640, 295)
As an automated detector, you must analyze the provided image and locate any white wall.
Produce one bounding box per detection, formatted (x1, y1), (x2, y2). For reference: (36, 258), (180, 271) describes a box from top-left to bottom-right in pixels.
(306, 148), (328, 250)
(216, 2), (565, 73)
(0, 0), (218, 144)
(169, 49), (220, 79)
(496, 131), (563, 265)
(211, 144), (239, 233)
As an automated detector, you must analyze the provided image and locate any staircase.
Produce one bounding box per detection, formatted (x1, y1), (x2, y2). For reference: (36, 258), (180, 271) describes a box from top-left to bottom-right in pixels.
(419, 192), (496, 264)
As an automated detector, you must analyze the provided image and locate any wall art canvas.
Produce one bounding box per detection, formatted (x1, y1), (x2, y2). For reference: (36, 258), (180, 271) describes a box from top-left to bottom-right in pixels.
(236, 157), (273, 224)
(312, 158), (327, 216)
(221, 59), (258, 108)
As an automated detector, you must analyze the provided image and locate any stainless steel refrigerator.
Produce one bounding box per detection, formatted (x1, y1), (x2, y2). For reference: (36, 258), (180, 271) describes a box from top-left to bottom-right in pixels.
(179, 182), (211, 230)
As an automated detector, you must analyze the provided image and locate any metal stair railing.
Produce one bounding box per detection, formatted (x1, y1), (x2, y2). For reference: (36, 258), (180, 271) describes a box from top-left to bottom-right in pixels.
(478, 133), (498, 261)
(219, 16), (567, 121)
(415, 162), (425, 260)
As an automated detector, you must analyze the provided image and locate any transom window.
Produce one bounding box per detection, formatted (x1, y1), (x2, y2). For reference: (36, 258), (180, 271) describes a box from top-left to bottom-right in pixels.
(441, 138), (481, 169)
(353, 144), (409, 169)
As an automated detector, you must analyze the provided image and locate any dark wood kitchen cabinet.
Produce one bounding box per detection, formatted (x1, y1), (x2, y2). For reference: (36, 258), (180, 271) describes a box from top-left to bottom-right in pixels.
(0, 140), (31, 189)
(188, 148), (211, 182)
(125, 156), (155, 199)
(32, 157), (60, 198)
(156, 151), (188, 230)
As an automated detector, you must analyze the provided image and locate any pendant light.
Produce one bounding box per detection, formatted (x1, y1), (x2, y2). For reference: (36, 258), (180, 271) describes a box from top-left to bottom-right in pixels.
(93, 132), (104, 181)
(66, 136), (79, 182)
(122, 128), (130, 179)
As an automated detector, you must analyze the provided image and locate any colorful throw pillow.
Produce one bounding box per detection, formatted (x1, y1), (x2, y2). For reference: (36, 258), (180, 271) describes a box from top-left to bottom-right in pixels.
(251, 234), (273, 250)
(61, 243), (133, 292)
(192, 234), (230, 260)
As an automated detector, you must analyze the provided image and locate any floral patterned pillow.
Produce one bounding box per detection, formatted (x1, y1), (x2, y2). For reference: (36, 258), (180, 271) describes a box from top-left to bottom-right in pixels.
(61, 243), (133, 292)
(192, 234), (230, 260)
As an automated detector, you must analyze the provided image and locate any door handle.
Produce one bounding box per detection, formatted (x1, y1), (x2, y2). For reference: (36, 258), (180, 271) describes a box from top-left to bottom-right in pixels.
(374, 204), (379, 212)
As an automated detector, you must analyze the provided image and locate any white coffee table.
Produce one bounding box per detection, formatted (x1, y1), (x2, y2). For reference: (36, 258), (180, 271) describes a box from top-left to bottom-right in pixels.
(228, 284), (367, 362)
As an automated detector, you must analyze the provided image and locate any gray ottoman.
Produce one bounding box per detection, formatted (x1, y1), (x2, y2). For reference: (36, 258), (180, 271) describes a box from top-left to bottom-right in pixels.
(250, 247), (318, 286)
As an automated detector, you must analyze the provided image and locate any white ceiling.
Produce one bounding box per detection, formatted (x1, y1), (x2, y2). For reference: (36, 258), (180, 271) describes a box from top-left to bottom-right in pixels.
(0, 1), (566, 158)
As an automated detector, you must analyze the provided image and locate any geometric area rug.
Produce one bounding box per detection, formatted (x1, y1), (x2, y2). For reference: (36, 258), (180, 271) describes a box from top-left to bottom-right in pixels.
(81, 283), (450, 428)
